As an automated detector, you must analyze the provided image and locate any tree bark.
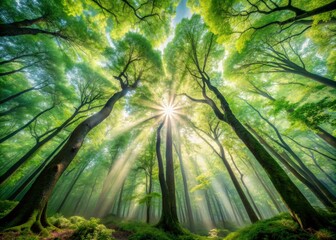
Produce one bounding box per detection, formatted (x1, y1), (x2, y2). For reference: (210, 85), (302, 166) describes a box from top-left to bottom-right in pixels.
(56, 161), (89, 213)
(297, 69), (336, 89)
(247, 102), (336, 207)
(228, 151), (263, 219)
(246, 124), (335, 209)
(165, 118), (178, 222)
(0, 89), (127, 232)
(0, 107), (80, 185)
(8, 136), (69, 201)
(146, 163), (153, 224)
(155, 122), (182, 234)
(215, 137), (259, 223)
(202, 77), (329, 229)
(0, 16), (65, 39)
(315, 126), (336, 149)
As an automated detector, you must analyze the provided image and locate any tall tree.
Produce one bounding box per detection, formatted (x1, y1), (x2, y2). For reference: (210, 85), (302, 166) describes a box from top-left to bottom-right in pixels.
(155, 121), (183, 234)
(192, 121), (259, 223)
(165, 15), (329, 229)
(0, 33), (162, 232)
(191, 0), (336, 50)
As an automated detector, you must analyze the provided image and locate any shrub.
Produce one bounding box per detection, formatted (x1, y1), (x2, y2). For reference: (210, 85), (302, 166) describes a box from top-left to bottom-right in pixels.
(69, 216), (86, 225)
(49, 215), (73, 229)
(176, 234), (201, 240)
(224, 213), (312, 240)
(72, 217), (113, 240)
(128, 229), (172, 240)
(315, 229), (335, 240)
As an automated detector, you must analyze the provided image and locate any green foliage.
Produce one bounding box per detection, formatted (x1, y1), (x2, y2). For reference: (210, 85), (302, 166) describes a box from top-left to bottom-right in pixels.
(224, 213), (335, 240)
(48, 215), (114, 239)
(0, 232), (39, 240)
(69, 216), (86, 225)
(138, 192), (161, 204)
(117, 221), (173, 240)
(128, 228), (172, 240)
(49, 215), (73, 228)
(71, 218), (113, 240)
(117, 221), (207, 240)
(273, 97), (336, 127)
(0, 200), (18, 218)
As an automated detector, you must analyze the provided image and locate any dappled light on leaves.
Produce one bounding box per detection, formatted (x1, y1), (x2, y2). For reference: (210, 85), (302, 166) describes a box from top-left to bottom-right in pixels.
(0, 1), (335, 239)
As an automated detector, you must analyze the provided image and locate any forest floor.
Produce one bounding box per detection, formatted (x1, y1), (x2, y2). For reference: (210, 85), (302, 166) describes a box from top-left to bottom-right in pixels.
(1, 200), (336, 240)
(0, 215), (336, 240)
(106, 223), (133, 240)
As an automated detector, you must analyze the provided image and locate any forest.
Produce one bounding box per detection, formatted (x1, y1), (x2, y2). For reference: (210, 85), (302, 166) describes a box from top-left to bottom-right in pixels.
(0, 0), (335, 239)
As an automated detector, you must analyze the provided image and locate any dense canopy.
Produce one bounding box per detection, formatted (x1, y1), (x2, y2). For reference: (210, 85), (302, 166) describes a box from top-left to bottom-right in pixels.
(0, 0), (335, 239)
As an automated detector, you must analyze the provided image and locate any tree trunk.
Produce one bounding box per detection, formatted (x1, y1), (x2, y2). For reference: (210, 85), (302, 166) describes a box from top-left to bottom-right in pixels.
(0, 17), (65, 38)
(215, 138), (259, 223)
(249, 160), (284, 213)
(280, 1), (336, 26)
(258, 116), (336, 207)
(73, 188), (87, 215)
(116, 180), (126, 217)
(56, 161), (89, 213)
(249, 86), (336, 148)
(228, 152), (262, 219)
(0, 89), (127, 232)
(289, 66), (336, 88)
(83, 175), (99, 217)
(0, 105), (54, 144)
(155, 122), (182, 234)
(246, 124), (335, 209)
(213, 193), (226, 227)
(204, 189), (216, 227)
(165, 119), (178, 222)
(8, 136), (69, 201)
(203, 78), (329, 229)
(315, 126), (336, 149)
(0, 107), (81, 185)
(174, 142), (195, 231)
(309, 151), (336, 185)
(146, 166), (153, 224)
(0, 86), (38, 105)
(247, 103), (336, 207)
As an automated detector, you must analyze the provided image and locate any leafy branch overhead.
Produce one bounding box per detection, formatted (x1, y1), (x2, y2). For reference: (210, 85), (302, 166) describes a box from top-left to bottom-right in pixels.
(0, 0), (335, 238)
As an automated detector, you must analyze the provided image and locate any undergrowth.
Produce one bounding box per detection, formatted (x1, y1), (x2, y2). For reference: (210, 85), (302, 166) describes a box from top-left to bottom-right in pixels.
(224, 212), (336, 240)
(2, 200), (335, 240)
(115, 221), (208, 240)
(0, 201), (114, 239)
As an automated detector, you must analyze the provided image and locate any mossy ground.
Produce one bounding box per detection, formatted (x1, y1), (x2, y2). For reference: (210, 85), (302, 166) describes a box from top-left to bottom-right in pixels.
(1, 201), (335, 239)
(224, 212), (336, 240)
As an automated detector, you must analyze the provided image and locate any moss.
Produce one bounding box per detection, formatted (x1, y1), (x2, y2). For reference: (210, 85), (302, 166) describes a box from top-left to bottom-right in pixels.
(49, 215), (73, 229)
(71, 217), (114, 240)
(128, 228), (172, 240)
(69, 216), (86, 225)
(0, 200), (18, 218)
(118, 221), (207, 240)
(224, 213), (336, 240)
